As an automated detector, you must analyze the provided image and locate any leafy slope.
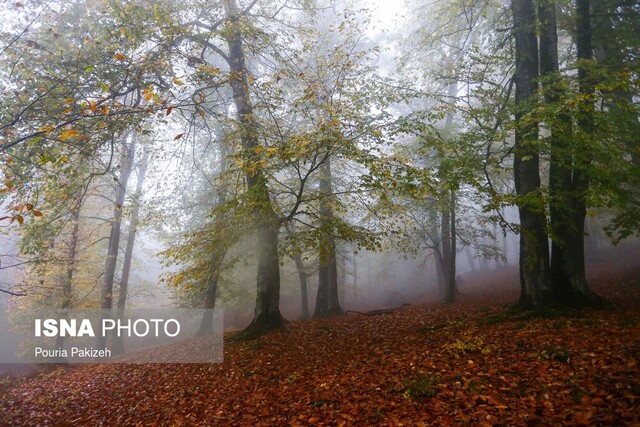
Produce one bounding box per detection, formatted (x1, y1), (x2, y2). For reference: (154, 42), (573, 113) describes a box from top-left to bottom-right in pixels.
(1, 265), (639, 426)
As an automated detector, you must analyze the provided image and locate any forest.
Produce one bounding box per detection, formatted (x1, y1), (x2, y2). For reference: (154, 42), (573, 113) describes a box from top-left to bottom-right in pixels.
(0, 0), (639, 425)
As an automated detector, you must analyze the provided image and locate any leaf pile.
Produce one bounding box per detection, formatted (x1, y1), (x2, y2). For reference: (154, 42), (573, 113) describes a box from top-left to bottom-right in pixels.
(1, 266), (639, 426)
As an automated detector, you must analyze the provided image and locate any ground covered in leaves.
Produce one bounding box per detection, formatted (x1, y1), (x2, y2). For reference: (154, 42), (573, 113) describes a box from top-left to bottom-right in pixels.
(1, 253), (639, 426)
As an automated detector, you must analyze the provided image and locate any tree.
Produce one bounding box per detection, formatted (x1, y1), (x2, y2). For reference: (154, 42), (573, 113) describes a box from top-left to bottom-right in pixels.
(101, 130), (136, 310)
(222, 0), (284, 336)
(117, 143), (151, 309)
(541, 0), (604, 306)
(398, 0), (510, 304)
(314, 155), (343, 317)
(511, 0), (552, 308)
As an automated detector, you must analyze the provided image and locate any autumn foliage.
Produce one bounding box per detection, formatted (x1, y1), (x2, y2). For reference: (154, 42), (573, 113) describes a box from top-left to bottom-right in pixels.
(1, 258), (639, 426)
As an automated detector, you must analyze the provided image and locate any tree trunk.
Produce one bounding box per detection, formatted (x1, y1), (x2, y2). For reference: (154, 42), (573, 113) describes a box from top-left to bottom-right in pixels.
(285, 221), (310, 319)
(442, 80), (458, 303)
(196, 265), (220, 336)
(428, 205), (445, 291)
(62, 202), (81, 309)
(551, 0), (603, 306)
(55, 199), (81, 354)
(117, 144), (150, 309)
(292, 252), (310, 319)
(540, 0), (571, 302)
(444, 191), (457, 303)
(101, 132), (136, 310)
(97, 132), (135, 350)
(224, 0), (283, 337)
(197, 141), (230, 335)
(440, 196), (452, 302)
(511, 0), (552, 308)
(314, 157), (343, 318)
(96, 92), (140, 355)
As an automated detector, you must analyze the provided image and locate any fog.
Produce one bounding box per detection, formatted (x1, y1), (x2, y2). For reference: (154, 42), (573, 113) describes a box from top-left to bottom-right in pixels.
(1, 0), (639, 339)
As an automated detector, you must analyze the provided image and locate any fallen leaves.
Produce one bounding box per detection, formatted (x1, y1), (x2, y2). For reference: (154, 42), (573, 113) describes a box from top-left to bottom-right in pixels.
(1, 260), (639, 426)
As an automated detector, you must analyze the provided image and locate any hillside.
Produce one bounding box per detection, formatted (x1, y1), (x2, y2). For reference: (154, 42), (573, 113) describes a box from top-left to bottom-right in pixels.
(1, 253), (639, 426)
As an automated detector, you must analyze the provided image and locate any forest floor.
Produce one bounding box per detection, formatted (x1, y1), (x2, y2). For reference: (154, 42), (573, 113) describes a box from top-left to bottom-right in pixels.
(1, 250), (639, 426)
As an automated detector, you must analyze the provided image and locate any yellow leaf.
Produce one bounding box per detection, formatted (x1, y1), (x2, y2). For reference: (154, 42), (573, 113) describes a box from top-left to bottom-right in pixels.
(101, 105), (110, 114)
(60, 129), (80, 141)
(15, 214), (24, 225)
(33, 210), (43, 217)
(114, 53), (126, 61)
(64, 97), (74, 103)
(38, 125), (55, 135)
(173, 78), (184, 86)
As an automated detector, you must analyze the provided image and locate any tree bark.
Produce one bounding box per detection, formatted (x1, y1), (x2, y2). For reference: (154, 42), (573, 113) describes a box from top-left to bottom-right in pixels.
(444, 191), (457, 303)
(55, 199), (81, 354)
(551, 0), (603, 306)
(62, 201), (81, 309)
(314, 157), (343, 318)
(97, 132), (135, 350)
(292, 252), (310, 319)
(441, 81), (458, 304)
(286, 221), (310, 319)
(198, 141), (230, 336)
(101, 132), (136, 310)
(540, 0), (571, 302)
(224, 0), (283, 337)
(196, 263), (220, 336)
(117, 143), (150, 309)
(511, 0), (552, 308)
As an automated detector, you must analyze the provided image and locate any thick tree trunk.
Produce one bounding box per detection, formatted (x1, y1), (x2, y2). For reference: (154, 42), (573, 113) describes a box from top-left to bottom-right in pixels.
(440, 191), (458, 303)
(224, 0), (283, 337)
(440, 80), (458, 303)
(314, 157), (343, 318)
(511, 0), (552, 308)
(540, 0), (602, 306)
(552, 0), (603, 306)
(540, 0), (571, 301)
(196, 266), (220, 336)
